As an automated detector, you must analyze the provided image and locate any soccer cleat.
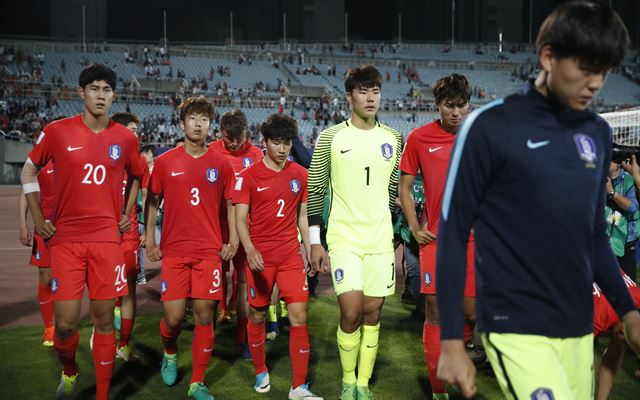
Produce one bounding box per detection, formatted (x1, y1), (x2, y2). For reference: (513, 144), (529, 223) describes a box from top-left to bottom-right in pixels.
(116, 345), (139, 361)
(356, 386), (376, 400)
(160, 352), (178, 386)
(55, 371), (78, 399)
(114, 306), (121, 331)
(266, 322), (279, 341)
(288, 383), (323, 400)
(240, 342), (252, 361)
(253, 371), (271, 393)
(433, 393), (449, 400)
(188, 382), (215, 400)
(338, 383), (357, 400)
(136, 271), (147, 285)
(217, 309), (232, 325)
(89, 327), (94, 351)
(42, 326), (55, 347)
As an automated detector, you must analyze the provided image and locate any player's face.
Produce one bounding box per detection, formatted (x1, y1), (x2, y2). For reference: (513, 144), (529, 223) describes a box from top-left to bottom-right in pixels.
(438, 98), (469, 133)
(221, 130), (247, 152)
(180, 113), (210, 145)
(124, 122), (139, 137)
(78, 80), (114, 118)
(542, 51), (608, 111)
(265, 137), (292, 165)
(347, 85), (380, 120)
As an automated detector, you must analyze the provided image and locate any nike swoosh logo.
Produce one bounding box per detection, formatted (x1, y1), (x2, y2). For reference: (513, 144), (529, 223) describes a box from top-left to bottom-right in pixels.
(116, 283), (127, 292)
(39, 301), (51, 305)
(257, 187), (270, 192)
(366, 344), (378, 349)
(100, 360), (114, 365)
(203, 347), (213, 352)
(252, 341), (265, 347)
(527, 139), (550, 149)
(259, 383), (270, 389)
(340, 149), (353, 154)
(171, 171), (185, 176)
(429, 146), (443, 152)
(209, 288), (221, 294)
(67, 146), (83, 151)
(299, 349), (310, 353)
(46, 170), (54, 174)
(386, 283), (394, 288)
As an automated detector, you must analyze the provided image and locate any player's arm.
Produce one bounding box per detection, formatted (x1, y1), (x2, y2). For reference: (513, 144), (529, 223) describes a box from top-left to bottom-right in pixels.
(120, 174), (141, 233)
(297, 202), (313, 270)
(220, 200), (239, 261)
(139, 187), (148, 246)
(387, 130), (403, 213)
(235, 203), (263, 271)
(606, 176), (636, 212)
(18, 188), (33, 246)
(21, 158), (55, 239)
(144, 191), (163, 261)
(399, 172), (435, 245)
(307, 130), (332, 271)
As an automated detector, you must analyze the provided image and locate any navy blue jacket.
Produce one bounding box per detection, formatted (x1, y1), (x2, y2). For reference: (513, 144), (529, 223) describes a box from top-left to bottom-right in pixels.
(437, 83), (637, 340)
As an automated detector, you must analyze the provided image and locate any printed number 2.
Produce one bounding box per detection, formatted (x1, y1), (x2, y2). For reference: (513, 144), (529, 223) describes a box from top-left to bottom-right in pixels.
(276, 199), (285, 217)
(364, 166), (370, 186)
(191, 187), (200, 206)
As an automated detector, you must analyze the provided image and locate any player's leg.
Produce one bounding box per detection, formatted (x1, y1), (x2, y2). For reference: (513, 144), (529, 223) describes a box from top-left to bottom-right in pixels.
(234, 249), (251, 359)
(247, 265), (276, 393)
(38, 266), (55, 345)
(89, 299), (117, 400)
(266, 285), (280, 340)
(596, 332), (626, 400)
(136, 222), (147, 285)
(117, 243), (139, 361)
(217, 259), (232, 324)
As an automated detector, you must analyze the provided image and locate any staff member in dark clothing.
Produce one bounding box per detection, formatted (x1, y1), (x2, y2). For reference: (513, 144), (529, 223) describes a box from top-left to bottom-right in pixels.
(435, 2), (640, 399)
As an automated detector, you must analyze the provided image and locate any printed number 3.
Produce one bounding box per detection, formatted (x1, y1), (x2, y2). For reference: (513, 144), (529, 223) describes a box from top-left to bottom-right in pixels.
(191, 187), (200, 206)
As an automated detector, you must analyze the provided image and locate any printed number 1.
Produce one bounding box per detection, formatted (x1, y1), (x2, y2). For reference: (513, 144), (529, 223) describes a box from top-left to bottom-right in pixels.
(364, 166), (370, 186)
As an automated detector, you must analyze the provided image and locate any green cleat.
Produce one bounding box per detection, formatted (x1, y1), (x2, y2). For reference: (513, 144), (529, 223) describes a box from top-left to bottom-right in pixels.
(160, 352), (178, 386)
(338, 382), (357, 400)
(188, 382), (214, 400)
(356, 386), (376, 400)
(55, 371), (78, 399)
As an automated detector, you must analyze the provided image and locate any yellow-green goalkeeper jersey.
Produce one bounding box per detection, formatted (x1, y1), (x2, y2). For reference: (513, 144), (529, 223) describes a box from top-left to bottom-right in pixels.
(308, 119), (402, 254)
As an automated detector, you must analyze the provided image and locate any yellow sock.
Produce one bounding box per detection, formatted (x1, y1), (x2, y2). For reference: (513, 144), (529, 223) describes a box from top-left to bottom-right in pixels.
(267, 305), (277, 323)
(279, 299), (288, 318)
(337, 325), (361, 385)
(356, 323), (380, 387)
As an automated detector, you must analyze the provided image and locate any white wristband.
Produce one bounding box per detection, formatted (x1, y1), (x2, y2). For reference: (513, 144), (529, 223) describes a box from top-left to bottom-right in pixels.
(23, 182), (40, 194)
(309, 225), (321, 245)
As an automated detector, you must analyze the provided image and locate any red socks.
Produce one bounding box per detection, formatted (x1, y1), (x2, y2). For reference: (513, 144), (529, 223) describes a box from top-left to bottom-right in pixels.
(236, 316), (248, 345)
(54, 330), (79, 376)
(37, 283), (54, 328)
(463, 321), (475, 345)
(119, 318), (133, 347)
(92, 331), (116, 400)
(191, 323), (215, 384)
(289, 325), (310, 388)
(247, 320), (267, 374)
(423, 322), (447, 395)
(160, 318), (181, 355)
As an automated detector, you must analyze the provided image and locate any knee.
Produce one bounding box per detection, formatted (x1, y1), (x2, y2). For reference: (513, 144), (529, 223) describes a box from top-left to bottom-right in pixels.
(340, 309), (363, 330)
(39, 269), (52, 285)
(55, 322), (76, 339)
(163, 315), (183, 330)
(288, 309), (307, 326)
(363, 308), (381, 325)
(194, 310), (214, 326)
(249, 308), (266, 324)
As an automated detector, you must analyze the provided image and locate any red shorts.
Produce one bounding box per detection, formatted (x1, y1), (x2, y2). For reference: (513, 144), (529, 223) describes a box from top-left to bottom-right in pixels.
(121, 239), (141, 275)
(50, 242), (128, 301)
(420, 240), (475, 297)
(160, 255), (223, 301)
(246, 255), (308, 308)
(30, 234), (50, 267)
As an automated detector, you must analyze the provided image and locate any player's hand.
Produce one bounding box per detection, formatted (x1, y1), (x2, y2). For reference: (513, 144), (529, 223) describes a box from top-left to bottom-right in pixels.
(147, 244), (163, 262)
(411, 225), (437, 245)
(438, 340), (477, 398)
(622, 155), (640, 180)
(220, 242), (238, 261)
(118, 215), (131, 233)
(606, 177), (614, 194)
(622, 310), (640, 358)
(139, 233), (146, 247)
(310, 244), (329, 273)
(35, 220), (56, 240)
(246, 247), (264, 271)
(19, 226), (33, 247)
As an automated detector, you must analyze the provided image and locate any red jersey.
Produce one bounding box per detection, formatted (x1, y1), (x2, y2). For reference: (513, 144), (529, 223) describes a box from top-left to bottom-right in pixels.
(28, 115), (143, 246)
(233, 160), (308, 266)
(209, 139), (264, 175)
(121, 154), (151, 242)
(400, 120), (456, 238)
(37, 159), (55, 220)
(593, 271), (640, 336)
(149, 146), (234, 257)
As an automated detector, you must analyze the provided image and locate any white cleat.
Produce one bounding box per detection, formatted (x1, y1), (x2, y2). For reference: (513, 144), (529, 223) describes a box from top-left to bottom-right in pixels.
(253, 372), (271, 393)
(288, 383), (323, 400)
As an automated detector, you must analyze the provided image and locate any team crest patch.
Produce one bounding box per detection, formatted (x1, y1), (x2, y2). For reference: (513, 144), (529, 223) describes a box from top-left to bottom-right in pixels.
(250, 287), (256, 298)
(573, 133), (597, 168)
(531, 388), (554, 400)
(161, 280), (168, 294)
(424, 272), (432, 286)
(242, 157), (252, 168)
(290, 179), (301, 193)
(51, 278), (59, 294)
(35, 251), (41, 261)
(381, 143), (393, 160)
(206, 168), (219, 183)
(335, 268), (344, 283)
(108, 144), (121, 161)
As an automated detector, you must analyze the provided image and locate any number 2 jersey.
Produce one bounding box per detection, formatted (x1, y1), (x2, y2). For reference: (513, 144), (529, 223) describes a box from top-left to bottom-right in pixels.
(27, 115), (143, 246)
(233, 160), (308, 266)
(149, 146), (234, 258)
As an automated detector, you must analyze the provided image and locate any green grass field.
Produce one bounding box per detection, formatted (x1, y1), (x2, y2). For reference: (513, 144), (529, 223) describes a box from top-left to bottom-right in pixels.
(1, 295), (639, 399)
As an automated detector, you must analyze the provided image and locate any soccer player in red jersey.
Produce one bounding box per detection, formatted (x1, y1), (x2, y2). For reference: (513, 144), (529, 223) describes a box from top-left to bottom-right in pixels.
(234, 114), (322, 400)
(209, 109), (264, 357)
(399, 74), (474, 400)
(110, 112), (151, 361)
(145, 96), (237, 400)
(20, 64), (143, 400)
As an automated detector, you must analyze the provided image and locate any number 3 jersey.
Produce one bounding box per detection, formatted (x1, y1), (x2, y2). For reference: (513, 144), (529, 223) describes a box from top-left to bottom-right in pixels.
(307, 120), (402, 254)
(28, 115), (143, 246)
(149, 146), (234, 258)
(233, 160), (308, 266)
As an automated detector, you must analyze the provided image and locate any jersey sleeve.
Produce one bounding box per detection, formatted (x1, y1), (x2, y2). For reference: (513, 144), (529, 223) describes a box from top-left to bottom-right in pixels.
(301, 169), (309, 203)
(125, 135), (144, 177)
(232, 170), (252, 205)
(140, 159), (151, 189)
(222, 157), (235, 200)
(149, 157), (165, 195)
(388, 129), (403, 212)
(307, 129), (333, 226)
(28, 128), (56, 167)
(400, 130), (420, 176)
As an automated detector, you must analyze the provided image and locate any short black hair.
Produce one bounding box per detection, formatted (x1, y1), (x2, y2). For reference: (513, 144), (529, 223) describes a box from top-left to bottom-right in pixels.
(261, 114), (298, 142)
(219, 109), (248, 138)
(344, 65), (382, 93)
(174, 137), (185, 147)
(536, 1), (630, 69)
(140, 144), (156, 154)
(78, 64), (117, 90)
(433, 74), (471, 105)
(111, 112), (139, 126)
